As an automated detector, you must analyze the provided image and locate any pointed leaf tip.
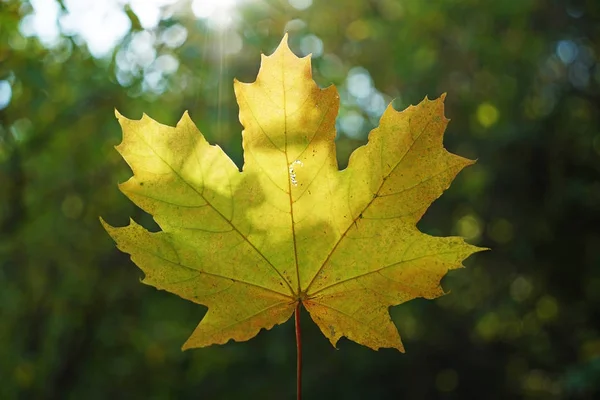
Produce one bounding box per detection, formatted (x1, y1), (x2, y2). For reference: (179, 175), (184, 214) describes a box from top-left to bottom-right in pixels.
(281, 32), (289, 45)
(99, 216), (108, 228)
(177, 110), (192, 126)
(271, 32), (294, 57)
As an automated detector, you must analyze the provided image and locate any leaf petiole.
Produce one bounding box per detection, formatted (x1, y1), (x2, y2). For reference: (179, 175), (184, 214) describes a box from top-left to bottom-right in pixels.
(295, 301), (302, 400)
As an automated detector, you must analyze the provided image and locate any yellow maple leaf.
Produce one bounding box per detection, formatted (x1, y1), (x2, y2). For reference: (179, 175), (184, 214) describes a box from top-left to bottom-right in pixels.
(101, 35), (484, 352)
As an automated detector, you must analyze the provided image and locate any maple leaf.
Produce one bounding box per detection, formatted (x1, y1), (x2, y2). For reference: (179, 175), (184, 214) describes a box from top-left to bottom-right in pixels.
(101, 35), (484, 352)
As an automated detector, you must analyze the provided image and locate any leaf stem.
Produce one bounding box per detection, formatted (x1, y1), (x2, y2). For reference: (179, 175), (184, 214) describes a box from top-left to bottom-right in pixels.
(295, 301), (302, 400)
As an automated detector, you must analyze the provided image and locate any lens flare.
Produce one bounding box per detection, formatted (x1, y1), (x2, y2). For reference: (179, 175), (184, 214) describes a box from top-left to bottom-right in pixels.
(191, 0), (241, 29)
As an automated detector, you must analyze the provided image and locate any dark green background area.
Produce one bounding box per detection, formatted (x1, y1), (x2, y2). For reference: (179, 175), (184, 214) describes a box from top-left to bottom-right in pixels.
(1, 0), (599, 398)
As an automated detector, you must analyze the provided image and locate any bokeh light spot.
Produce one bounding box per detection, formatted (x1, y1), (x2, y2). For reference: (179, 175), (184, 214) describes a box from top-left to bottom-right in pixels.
(569, 62), (590, 88)
(130, 0), (179, 30)
(346, 20), (370, 41)
(364, 92), (386, 117)
(299, 34), (323, 58)
(394, 311), (419, 339)
(456, 214), (482, 241)
(160, 24), (188, 48)
(347, 67), (373, 99)
(129, 31), (157, 69)
(222, 32), (244, 55)
(339, 110), (366, 140)
(511, 276), (533, 302)
(376, 0), (404, 20)
(476, 102), (499, 128)
(284, 19), (307, 33)
(536, 296), (559, 321)
(59, 0), (131, 58)
(10, 119), (33, 143)
(0, 81), (12, 110)
(556, 40), (578, 64)
(288, 0), (312, 11)
(192, 0), (240, 28)
(19, 0), (61, 47)
(154, 54), (180, 75)
(476, 312), (500, 341)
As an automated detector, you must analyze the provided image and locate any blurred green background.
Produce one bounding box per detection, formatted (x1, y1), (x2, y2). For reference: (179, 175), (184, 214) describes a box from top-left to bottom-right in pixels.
(1, 0), (600, 398)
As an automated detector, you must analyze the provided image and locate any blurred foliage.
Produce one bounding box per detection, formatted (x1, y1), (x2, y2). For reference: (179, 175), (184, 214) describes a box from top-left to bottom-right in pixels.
(1, 0), (599, 398)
